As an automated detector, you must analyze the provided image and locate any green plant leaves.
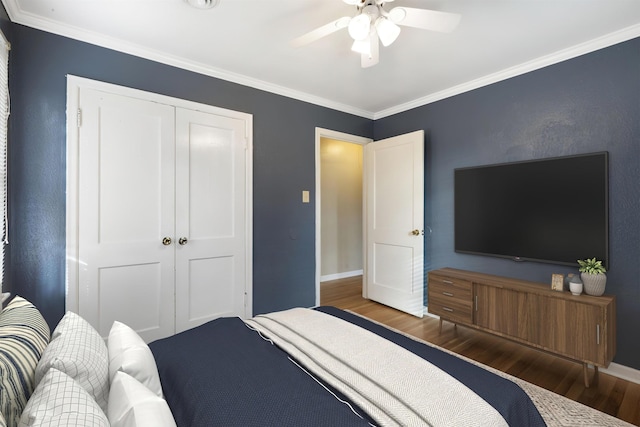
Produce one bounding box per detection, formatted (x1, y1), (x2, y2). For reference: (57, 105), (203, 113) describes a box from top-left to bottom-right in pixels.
(577, 257), (606, 274)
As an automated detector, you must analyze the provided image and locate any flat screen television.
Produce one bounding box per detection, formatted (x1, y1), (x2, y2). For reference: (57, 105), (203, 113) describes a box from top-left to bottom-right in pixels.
(454, 152), (608, 268)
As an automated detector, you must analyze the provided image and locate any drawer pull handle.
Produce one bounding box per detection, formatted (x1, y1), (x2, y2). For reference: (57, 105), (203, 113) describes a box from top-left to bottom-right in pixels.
(443, 280), (453, 284)
(442, 307), (454, 312)
(442, 292), (454, 297)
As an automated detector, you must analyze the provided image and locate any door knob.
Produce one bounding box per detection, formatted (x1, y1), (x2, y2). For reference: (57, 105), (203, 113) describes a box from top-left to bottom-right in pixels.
(411, 229), (420, 236)
(178, 237), (188, 245)
(162, 237), (172, 246)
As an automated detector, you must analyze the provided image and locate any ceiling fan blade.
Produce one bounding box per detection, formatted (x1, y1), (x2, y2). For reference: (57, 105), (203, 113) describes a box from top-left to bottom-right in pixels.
(388, 7), (461, 33)
(361, 33), (379, 68)
(290, 17), (351, 48)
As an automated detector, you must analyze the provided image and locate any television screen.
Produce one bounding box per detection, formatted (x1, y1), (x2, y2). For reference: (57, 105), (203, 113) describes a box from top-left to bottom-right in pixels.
(454, 152), (608, 268)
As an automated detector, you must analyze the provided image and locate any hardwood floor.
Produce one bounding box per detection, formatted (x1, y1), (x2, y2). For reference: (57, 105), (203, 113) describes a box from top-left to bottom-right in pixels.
(320, 276), (640, 426)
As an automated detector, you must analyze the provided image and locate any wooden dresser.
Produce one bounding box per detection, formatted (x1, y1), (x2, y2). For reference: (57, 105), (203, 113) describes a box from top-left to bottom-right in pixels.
(427, 268), (616, 387)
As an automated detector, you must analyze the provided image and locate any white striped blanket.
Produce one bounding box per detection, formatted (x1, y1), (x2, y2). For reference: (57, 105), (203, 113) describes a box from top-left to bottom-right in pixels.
(246, 308), (508, 427)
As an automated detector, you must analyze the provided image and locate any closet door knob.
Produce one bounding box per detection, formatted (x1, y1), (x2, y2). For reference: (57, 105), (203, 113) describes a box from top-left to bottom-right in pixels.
(178, 237), (188, 245)
(411, 229), (420, 236)
(162, 237), (172, 246)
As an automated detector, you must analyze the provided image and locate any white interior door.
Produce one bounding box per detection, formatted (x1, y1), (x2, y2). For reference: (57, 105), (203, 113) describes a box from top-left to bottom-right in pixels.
(174, 108), (248, 332)
(364, 130), (424, 317)
(77, 88), (176, 341)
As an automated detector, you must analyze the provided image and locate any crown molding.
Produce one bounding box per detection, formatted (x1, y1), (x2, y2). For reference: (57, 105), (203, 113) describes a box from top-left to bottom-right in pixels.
(374, 23), (640, 119)
(2, 0), (375, 119)
(4, 0), (639, 121)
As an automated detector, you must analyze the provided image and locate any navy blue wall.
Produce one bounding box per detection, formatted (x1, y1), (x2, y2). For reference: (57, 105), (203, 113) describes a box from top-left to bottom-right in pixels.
(4, 12), (639, 370)
(5, 23), (372, 328)
(374, 38), (640, 369)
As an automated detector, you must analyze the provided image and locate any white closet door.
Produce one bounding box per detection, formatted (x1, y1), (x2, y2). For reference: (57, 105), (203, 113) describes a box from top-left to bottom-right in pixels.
(174, 108), (247, 333)
(77, 89), (176, 342)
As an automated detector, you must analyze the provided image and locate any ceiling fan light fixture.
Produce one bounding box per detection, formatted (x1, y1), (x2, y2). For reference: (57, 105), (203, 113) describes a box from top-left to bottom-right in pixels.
(387, 7), (407, 24)
(351, 38), (371, 55)
(348, 13), (371, 40)
(185, 0), (219, 9)
(292, 1), (460, 68)
(375, 16), (400, 46)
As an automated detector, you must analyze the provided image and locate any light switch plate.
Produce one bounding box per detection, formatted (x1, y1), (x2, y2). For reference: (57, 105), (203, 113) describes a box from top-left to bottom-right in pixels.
(302, 190), (310, 203)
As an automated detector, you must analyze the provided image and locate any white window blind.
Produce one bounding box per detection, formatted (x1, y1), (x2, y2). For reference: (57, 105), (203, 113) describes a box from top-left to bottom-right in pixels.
(0, 30), (9, 294)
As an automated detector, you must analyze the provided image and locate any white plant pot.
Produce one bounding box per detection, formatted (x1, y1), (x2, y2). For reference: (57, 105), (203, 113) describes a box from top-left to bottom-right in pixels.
(581, 273), (607, 296)
(569, 281), (583, 295)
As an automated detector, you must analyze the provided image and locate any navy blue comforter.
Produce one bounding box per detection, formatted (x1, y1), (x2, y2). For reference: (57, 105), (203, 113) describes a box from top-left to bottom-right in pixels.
(149, 307), (546, 427)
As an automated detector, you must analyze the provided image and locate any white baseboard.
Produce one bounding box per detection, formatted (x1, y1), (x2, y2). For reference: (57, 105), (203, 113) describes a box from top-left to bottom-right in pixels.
(320, 270), (363, 282)
(601, 362), (640, 385)
(423, 306), (438, 319)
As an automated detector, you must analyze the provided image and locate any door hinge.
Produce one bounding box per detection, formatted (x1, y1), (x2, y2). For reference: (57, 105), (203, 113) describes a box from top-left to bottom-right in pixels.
(77, 108), (82, 128)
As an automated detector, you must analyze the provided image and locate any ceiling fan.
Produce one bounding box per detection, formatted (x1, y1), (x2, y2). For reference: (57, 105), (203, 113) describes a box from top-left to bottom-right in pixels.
(291, 0), (461, 68)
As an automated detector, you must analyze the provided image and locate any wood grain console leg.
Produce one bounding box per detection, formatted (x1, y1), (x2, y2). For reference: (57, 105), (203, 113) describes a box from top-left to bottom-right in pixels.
(583, 363), (589, 387)
(582, 363), (599, 388)
(438, 318), (443, 334)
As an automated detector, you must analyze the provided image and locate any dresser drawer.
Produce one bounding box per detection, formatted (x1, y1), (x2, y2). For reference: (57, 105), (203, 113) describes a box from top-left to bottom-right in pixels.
(429, 280), (473, 302)
(427, 275), (473, 302)
(429, 274), (472, 294)
(428, 273), (473, 324)
(428, 294), (473, 323)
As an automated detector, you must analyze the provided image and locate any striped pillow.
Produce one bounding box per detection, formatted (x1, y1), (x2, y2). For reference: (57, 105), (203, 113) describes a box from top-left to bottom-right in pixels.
(0, 296), (51, 427)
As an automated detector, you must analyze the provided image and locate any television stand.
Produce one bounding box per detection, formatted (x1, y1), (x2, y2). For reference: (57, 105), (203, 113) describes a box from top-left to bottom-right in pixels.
(427, 268), (616, 387)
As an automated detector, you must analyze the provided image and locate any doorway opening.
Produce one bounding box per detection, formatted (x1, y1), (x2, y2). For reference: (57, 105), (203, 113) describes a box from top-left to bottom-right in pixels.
(315, 128), (371, 305)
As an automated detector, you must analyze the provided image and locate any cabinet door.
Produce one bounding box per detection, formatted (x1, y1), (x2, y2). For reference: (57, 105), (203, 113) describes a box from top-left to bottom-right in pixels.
(475, 284), (521, 338)
(541, 298), (602, 364)
(518, 293), (544, 345)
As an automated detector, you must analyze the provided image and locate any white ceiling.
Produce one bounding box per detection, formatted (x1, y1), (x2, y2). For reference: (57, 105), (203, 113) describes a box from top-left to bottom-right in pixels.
(3, 0), (640, 118)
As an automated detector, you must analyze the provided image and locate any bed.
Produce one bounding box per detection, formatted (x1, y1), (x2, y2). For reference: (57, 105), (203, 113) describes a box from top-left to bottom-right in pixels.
(149, 306), (633, 427)
(0, 295), (634, 427)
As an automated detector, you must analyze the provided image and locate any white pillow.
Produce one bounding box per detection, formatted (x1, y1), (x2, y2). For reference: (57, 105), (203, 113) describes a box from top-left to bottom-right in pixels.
(108, 321), (163, 397)
(108, 371), (176, 427)
(35, 311), (110, 413)
(19, 368), (109, 427)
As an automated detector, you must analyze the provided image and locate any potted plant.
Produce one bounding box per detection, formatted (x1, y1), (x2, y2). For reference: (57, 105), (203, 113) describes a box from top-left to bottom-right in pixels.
(577, 258), (607, 296)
